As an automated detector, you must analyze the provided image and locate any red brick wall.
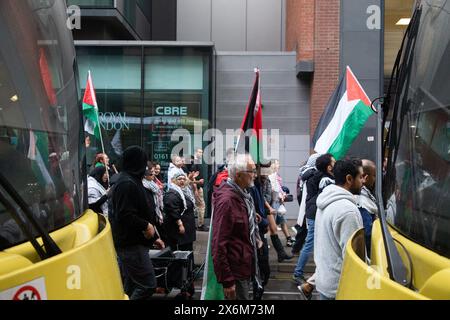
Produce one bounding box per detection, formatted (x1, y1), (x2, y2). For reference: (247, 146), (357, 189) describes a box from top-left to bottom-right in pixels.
(286, 0), (340, 141)
(311, 0), (340, 138)
(286, 0), (315, 61)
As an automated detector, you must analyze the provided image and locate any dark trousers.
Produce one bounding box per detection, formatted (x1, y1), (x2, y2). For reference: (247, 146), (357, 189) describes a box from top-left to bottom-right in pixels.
(253, 230), (270, 300)
(236, 279), (251, 300)
(116, 245), (156, 300)
(292, 220), (308, 253)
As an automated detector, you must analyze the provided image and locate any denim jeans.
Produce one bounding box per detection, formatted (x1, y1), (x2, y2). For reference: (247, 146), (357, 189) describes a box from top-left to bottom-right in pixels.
(319, 292), (335, 300)
(294, 218), (315, 277)
(273, 201), (287, 225)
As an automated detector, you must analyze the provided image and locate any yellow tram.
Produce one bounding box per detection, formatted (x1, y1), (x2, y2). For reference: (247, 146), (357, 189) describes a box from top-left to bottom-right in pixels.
(0, 0), (125, 299)
(337, 0), (450, 299)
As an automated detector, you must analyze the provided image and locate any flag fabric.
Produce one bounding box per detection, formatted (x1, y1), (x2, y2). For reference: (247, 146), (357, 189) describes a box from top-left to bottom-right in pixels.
(236, 68), (264, 164)
(28, 130), (55, 187)
(82, 71), (102, 140)
(200, 208), (225, 300)
(312, 66), (375, 160)
(39, 48), (57, 106)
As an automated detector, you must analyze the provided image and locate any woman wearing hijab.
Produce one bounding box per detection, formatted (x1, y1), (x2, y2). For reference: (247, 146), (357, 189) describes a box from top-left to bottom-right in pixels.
(87, 166), (109, 217)
(163, 171), (196, 298)
(163, 171), (196, 252)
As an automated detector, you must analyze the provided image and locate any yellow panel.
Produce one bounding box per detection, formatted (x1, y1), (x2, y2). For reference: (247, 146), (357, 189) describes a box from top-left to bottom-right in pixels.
(0, 253), (32, 275)
(337, 220), (450, 300)
(0, 211), (125, 300)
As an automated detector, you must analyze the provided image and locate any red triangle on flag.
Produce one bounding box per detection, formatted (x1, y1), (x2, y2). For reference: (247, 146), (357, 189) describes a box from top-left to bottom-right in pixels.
(83, 72), (97, 107)
(346, 66), (371, 106)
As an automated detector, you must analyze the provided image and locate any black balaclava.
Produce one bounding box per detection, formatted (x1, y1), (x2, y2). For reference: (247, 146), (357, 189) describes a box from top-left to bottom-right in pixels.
(122, 146), (148, 180)
(90, 166), (107, 188)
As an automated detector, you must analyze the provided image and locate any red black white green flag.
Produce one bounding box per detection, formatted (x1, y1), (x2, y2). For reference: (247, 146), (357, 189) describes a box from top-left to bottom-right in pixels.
(82, 71), (102, 140)
(312, 66), (375, 160)
(236, 68), (264, 163)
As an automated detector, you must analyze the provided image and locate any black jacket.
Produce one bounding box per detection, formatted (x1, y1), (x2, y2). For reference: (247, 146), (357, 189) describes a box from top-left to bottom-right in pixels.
(143, 187), (165, 241)
(110, 146), (156, 248)
(305, 171), (334, 220)
(163, 190), (196, 247)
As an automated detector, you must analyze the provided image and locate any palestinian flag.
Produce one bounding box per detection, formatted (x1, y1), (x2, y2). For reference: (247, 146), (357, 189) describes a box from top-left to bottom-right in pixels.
(312, 66), (375, 160)
(82, 71), (102, 140)
(236, 68), (264, 164)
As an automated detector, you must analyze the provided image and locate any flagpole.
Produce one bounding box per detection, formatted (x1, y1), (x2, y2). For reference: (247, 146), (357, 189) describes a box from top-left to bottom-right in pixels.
(88, 70), (109, 183)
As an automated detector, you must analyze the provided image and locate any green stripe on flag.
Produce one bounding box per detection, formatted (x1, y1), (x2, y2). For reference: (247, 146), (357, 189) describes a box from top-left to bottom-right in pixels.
(201, 211), (224, 300)
(82, 102), (101, 140)
(249, 135), (262, 164)
(328, 100), (374, 160)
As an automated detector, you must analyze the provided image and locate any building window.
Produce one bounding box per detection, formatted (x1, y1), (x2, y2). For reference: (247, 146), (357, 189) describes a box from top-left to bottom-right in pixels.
(77, 46), (142, 168)
(76, 45), (212, 178)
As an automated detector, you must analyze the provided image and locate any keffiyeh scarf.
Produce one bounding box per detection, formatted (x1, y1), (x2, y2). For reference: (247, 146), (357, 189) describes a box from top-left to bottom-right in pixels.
(226, 178), (263, 291)
(143, 178), (164, 224)
(169, 183), (196, 216)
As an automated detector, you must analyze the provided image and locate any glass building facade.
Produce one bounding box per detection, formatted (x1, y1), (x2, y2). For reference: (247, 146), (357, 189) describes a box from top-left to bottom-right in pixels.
(76, 43), (213, 177)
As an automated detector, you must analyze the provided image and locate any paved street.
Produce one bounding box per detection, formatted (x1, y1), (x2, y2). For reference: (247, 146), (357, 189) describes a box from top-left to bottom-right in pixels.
(187, 219), (319, 300)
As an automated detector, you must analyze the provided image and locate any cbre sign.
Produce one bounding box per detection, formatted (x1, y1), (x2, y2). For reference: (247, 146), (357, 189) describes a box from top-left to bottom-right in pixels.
(155, 106), (188, 116)
(152, 102), (200, 118)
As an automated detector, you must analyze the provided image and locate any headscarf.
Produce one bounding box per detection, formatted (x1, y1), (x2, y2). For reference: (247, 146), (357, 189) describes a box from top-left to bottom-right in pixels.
(169, 172), (195, 216)
(300, 153), (322, 176)
(89, 166), (107, 188)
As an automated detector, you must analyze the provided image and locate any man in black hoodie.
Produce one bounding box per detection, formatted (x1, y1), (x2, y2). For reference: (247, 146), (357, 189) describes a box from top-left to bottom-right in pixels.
(110, 146), (158, 300)
(293, 153), (335, 285)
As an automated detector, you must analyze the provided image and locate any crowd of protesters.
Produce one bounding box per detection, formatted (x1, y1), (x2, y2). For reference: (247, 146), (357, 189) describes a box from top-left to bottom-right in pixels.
(86, 142), (378, 301)
(86, 146), (210, 300)
(210, 151), (378, 301)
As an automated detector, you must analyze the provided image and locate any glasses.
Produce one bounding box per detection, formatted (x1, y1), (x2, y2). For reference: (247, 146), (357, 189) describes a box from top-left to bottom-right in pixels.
(242, 169), (257, 174)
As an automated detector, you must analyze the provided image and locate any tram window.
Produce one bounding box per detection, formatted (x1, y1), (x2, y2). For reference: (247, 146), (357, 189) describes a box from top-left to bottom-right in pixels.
(0, 1), (84, 249)
(0, 202), (19, 251)
(384, 2), (450, 258)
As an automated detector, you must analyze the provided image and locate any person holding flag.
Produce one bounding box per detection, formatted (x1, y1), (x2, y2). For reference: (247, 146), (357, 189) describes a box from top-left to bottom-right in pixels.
(82, 70), (109, 182)
(201, 68), (265, 300)
(210, 153), (261, 300)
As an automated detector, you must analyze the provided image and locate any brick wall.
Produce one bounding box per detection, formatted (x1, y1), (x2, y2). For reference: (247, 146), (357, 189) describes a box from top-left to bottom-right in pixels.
(286, 0), (314, 61)
(311, 0), (340, 138)
(286, 0), (340, 143)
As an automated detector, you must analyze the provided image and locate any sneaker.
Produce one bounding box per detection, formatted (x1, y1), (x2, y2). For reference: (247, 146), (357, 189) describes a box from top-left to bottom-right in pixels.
(278, 252), (294, 263)
(197, 225), (209, 232)
(292, 275), (306, 285)
(298, 283), (313, 300)
(286, 237), (295, 247)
